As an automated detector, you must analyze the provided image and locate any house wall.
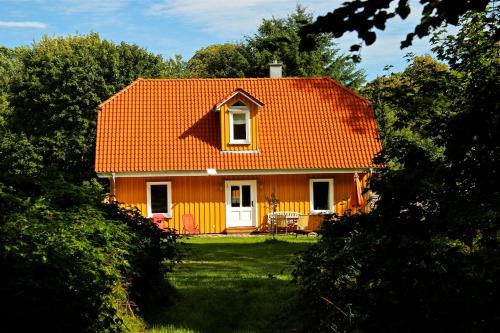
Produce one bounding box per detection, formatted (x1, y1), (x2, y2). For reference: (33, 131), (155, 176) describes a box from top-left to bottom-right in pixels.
(114, 173), (366, 233)
(220, 95), (259, 151)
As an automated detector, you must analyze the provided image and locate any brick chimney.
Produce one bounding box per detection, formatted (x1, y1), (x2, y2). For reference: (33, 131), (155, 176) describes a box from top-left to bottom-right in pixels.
(269, 60), (283, 78)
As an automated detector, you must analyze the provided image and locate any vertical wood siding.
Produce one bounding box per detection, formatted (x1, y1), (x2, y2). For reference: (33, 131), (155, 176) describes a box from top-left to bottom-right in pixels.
(115, 173), (365, 233)
(220, 96), (259, 151)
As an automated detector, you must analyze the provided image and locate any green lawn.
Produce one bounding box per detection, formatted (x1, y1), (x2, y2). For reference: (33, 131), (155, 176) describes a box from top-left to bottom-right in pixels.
(144, 235), (316, 333)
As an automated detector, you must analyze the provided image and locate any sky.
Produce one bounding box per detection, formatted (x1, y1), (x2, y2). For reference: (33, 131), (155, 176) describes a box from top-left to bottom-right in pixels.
(0, 0), (440, 81)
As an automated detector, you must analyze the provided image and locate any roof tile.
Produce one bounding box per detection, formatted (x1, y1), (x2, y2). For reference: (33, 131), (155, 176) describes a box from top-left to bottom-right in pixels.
(95, 77), (381, 172)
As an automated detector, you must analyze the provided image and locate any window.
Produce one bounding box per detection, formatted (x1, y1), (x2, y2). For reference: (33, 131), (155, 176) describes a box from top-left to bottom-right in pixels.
(309, 179), (334, 214)
(146, 181), (172, 218)
(230, 184), (252, 207)
(229, 102), (250, 144)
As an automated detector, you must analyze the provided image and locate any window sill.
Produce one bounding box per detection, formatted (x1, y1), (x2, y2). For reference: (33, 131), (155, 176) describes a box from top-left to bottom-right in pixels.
(229, 140), (250, 145)
(149, 213), (172, 218)
(310, 210), (334, 215)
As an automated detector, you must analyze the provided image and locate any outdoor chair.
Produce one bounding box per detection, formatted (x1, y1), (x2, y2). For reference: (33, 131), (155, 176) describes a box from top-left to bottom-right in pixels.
(294, 215), (314, 237)
(182, 214), (200, 235)
(152, 213), (172, 232)
(268, 211), (300, 234)
(276, 215), (288, 233)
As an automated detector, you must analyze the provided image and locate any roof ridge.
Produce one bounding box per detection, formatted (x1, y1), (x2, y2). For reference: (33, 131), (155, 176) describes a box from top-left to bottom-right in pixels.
(137, 77), (327, 81)
(98, 77), (144, 109)
(322, 77), (372, 104)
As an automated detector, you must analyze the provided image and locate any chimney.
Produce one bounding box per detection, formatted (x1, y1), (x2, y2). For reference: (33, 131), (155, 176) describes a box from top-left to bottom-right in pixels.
(269, 60), (283, 78)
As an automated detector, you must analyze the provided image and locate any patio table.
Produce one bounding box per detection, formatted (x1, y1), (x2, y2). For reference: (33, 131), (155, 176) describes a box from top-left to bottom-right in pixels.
(268, 211), (300, 234)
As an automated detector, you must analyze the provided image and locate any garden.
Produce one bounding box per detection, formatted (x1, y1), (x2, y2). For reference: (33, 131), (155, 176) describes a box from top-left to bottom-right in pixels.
(146, 236), (316, 333)
(0, 2), (498, 332)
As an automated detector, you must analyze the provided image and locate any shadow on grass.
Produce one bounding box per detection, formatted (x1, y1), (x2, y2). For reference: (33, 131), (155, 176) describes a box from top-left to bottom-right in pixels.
(144, 240), (313, 333)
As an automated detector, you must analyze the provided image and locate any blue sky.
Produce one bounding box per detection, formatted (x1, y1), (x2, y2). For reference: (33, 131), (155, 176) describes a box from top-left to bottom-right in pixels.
(0, 0), (439, 80)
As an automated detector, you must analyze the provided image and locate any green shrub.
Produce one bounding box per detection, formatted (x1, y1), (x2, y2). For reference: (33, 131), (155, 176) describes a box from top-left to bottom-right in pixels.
(0, 177), (179, 332)
(294, 213), (500, 332)
(293, 11), (500, 332)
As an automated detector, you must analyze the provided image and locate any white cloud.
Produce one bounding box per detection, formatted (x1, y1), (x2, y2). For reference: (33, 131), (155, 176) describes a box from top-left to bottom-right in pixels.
(57, 0), (128, 14)
(0, 21), (47, 28)
(146, 0), (342, 38)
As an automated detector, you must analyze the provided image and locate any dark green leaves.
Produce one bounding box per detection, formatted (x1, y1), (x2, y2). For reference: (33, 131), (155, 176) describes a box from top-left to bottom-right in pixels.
(0, 176), (180, 332)
(300, 0), (492, 51)
(294, 11), (500, 332)
(4, 33), (169, 182)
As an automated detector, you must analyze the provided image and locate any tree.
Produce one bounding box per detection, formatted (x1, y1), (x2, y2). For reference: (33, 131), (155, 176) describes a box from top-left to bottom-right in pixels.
(300, 0), (492, 51)
(187, 44), (250, 78)
(187, 7), (366, 89)
(362, 55), (455, 158)
(0, 47), (24, 126)
(6, 33), (168, 182)
(163, 54), (191, 78)
(294, 10), (500, 332)
(245, 5), (366, 89)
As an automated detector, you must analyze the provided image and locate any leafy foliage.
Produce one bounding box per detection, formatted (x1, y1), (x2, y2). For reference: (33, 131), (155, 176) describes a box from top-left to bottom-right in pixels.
(294, 10), (500, 332)
(186, 6), (366, 89)
(362, 55), (455, 167)
(5, 33), (168, 182)
(188, 44), (250, 78)
(0, 176), (179, 332)
(300, 0), (492, 51)
(0, 46), (23, 125)
(244, 5), (366, 89)
(163, 54), (191, 78)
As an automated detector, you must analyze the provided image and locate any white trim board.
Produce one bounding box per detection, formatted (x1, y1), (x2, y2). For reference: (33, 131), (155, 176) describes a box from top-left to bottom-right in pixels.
(146, 181), (172, 218)
(215, 90), (264, 110)
(221, 150), (260, 154)
(309, 178), (334, 214)
(229, 108), (251, 144)
(224, 180), (258, 228)
(97, 168), (374, 178)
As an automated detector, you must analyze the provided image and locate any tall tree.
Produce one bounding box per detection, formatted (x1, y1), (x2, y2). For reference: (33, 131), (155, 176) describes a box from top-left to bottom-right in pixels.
(163, 54), (191, 78)
(187, 44), (250, 78)
(294, 10), (500, 332)
(6, 33), (168, 181)
(363, 55), (455, 154)
(245, 5), (366, 89)
(0, 47), (23, 125)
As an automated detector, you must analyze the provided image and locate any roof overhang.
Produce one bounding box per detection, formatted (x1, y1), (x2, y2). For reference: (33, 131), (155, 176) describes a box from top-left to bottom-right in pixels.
(96, 168), (378, 178)
(214, 88), (264, 111)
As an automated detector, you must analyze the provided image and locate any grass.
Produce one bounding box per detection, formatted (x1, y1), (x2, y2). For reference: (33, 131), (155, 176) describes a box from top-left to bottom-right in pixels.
(144, 235), (317, 333)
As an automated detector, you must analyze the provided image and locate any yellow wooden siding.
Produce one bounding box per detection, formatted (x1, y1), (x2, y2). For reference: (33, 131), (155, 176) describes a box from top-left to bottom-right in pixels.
(115, 173), (365, 233)
(220, 96), (259, 151)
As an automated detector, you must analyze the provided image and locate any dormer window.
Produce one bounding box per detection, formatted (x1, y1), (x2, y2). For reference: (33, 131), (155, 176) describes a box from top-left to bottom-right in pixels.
(229, 102), (250, 144)
(215, 88), (264, 151)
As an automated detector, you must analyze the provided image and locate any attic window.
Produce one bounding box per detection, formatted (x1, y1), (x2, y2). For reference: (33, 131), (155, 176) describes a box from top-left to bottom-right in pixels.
(229, 102), (250, 144)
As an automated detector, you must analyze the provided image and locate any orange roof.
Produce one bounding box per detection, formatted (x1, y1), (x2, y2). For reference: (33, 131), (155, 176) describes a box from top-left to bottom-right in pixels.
(95, 77), (381, 173)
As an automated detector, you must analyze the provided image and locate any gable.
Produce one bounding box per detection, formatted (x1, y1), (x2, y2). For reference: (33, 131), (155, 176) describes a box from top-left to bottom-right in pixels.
(217, 91), (262, 152)
(95, 77), (381, 173)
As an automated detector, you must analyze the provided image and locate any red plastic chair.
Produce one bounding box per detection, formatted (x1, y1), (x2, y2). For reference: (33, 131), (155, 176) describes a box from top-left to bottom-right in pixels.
(152, 214), (169, 231)
(182, 214), (200, 235)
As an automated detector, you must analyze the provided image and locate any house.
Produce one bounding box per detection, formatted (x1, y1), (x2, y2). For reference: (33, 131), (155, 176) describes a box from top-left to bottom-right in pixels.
(95, 66), (381, 233)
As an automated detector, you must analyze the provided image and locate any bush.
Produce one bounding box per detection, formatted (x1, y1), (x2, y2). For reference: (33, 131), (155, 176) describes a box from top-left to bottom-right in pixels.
(0, 176), (179, 332)
(294, 213), (500, 332)
(293, 11), (500, 332)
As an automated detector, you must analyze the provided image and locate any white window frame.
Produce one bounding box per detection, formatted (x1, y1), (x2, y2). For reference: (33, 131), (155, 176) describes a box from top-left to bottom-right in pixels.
(229, 105), (251, 144)
(309, 178), (334, 214)
(146, 181), (172, 218)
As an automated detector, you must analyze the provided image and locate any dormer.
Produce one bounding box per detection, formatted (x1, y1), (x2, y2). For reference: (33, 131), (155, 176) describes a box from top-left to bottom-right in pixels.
(215, 89), (264, 152)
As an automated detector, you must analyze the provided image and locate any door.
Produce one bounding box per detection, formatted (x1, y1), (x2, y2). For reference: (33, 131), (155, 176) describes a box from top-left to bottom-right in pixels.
(225, 180), (257, 227)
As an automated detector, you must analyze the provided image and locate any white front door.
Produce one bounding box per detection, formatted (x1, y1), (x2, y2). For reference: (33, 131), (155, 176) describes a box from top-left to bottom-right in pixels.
(225, 180), (257, 227)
